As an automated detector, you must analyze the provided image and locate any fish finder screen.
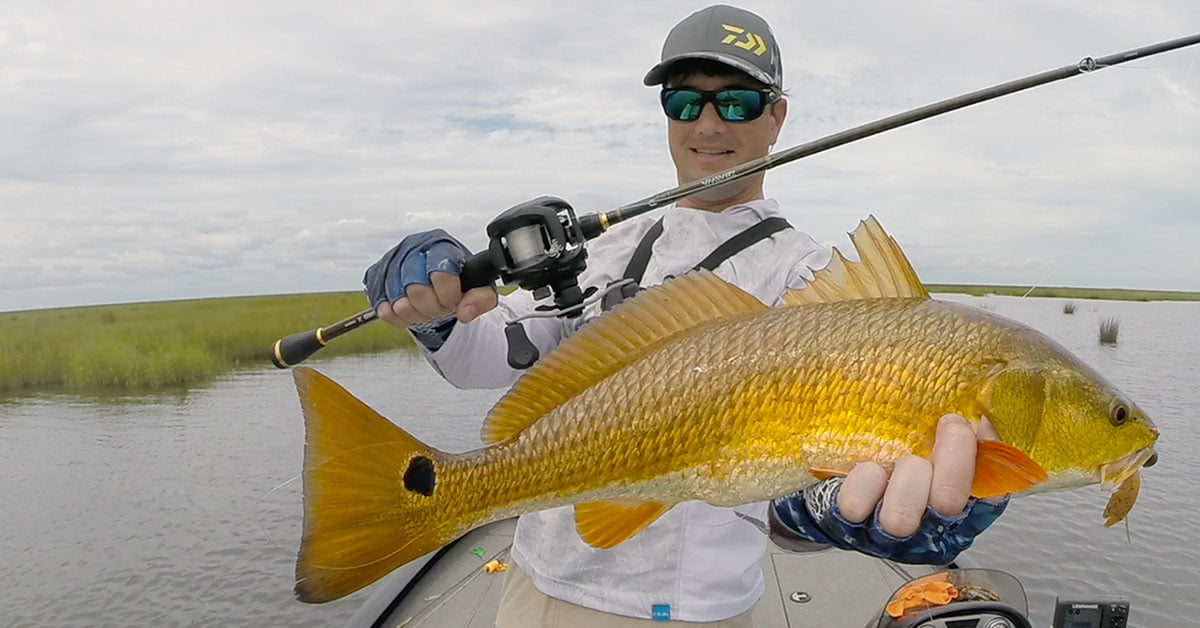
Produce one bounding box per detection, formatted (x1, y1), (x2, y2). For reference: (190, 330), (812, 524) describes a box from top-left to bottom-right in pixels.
(1067, 607), (1102, 628)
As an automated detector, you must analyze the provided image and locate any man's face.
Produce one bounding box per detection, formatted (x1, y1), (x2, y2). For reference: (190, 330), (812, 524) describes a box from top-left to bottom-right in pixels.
(666, 71), (787, 207)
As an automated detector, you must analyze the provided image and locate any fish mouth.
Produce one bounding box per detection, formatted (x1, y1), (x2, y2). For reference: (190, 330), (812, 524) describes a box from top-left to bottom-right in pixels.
(1099, 447), (1157, 490)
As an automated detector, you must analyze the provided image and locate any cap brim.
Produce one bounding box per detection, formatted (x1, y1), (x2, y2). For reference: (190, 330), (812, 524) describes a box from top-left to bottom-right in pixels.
(643, 51), (775, 87)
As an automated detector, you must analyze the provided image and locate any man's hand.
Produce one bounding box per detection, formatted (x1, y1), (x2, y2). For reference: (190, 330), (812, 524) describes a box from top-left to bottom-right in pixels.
(837, 414), (1002, 537)
(362, 229), (497, 330)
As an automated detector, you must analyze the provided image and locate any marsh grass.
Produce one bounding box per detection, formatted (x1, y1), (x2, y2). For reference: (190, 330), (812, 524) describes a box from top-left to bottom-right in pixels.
(1099, 317), (1121, 345)
(0, 292), (413, 394)
(1063, 302), (1076, 314)
(927, 284), (1199, 301)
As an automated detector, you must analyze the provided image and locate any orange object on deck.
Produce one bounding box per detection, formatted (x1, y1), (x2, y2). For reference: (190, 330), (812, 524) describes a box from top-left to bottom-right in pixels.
(886, 580), (960, 618)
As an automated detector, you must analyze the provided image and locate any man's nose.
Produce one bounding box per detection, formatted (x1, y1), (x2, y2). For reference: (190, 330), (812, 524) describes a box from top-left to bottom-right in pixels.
(693, 102), (727, 133)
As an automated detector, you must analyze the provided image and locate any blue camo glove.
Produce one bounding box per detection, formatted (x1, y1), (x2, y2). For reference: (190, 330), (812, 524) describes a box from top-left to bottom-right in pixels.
(363, 230), (470, 350)
(363, 229), (470, 310)
(771, 477), (1008, 564)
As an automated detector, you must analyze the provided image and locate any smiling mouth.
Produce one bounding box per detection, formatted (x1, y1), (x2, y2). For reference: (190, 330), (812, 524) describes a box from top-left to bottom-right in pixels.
(692, 148), (733, 156)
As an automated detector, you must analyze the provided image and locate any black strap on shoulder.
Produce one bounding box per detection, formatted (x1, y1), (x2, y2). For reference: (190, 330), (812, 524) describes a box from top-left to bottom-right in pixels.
(623, 217), (667, 282)
(692, 216), (792, 271)
(600, 215), (792, 312)
(515, 214), (793, 369)
(601, 217), (666, 311)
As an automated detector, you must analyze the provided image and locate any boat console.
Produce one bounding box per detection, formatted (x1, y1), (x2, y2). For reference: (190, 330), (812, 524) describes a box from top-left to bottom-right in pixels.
(869, 569), (1130, 628)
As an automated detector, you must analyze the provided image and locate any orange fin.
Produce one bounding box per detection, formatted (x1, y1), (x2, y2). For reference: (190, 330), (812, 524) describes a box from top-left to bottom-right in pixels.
(292, 367), (460, 603)
(574, 500), (673, 549)
(810, 466), (850, 481)
(783, 215), (928, 307)
(970, 440), (1048, 498)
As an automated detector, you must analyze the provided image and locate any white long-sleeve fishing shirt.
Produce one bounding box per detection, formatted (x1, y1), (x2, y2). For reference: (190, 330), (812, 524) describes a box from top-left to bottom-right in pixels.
(417, 198), (832, 622)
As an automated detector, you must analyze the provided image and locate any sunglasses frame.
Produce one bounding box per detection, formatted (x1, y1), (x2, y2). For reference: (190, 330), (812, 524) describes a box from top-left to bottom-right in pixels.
(660, 87), (781, 123)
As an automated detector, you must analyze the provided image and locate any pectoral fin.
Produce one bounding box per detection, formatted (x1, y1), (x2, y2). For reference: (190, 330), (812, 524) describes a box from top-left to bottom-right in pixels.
(574, 500), (673, 549)
(970, 440), (1048, 498)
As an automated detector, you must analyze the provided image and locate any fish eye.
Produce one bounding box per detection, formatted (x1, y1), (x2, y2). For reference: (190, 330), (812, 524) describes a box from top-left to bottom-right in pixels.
(1109, 401), (1129, 426)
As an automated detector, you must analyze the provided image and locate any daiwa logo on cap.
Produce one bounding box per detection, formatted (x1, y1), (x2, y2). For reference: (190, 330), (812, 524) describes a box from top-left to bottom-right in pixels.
(720, 24), (768, 56)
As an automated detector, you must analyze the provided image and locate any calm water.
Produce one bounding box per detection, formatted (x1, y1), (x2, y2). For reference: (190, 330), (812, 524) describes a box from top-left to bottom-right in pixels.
(1, 296), (1197, 627)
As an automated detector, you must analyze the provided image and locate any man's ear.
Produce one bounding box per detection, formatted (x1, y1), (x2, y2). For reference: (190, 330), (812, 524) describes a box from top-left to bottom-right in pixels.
(769, 98), (787, 144)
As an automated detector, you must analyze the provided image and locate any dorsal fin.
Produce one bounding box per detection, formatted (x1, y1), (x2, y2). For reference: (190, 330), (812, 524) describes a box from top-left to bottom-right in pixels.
(481, 270), (767, 444)
(783, 215), (928, 306)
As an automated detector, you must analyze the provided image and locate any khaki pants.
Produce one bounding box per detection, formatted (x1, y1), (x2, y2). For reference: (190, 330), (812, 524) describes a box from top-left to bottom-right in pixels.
(495, 562), (754, 627)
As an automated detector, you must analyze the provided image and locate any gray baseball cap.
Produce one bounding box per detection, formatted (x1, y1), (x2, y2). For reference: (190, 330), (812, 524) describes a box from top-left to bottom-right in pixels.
(643, 4), (783, 88)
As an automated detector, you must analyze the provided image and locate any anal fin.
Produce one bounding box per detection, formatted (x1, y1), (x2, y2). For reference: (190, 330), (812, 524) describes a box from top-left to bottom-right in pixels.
(574, 500), (673, 549)
(971, 440), (1048, 498)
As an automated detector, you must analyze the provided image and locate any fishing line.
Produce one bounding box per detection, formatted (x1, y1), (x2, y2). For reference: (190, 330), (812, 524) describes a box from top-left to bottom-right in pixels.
(1183, 46), (1199, 87)
(271, 33), (1200, 366)
(504, 279), (635, 325)
(879, 556), (921, 582)
(256, 441), (428, 559)
(411, 544), (512, 626)
(1020, 263), (1062, 299)
(295, 440), (470, 572)
(256, 472), (304, 552)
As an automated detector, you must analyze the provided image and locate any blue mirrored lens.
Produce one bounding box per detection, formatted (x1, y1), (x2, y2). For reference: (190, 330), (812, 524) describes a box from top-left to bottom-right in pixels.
(663, 90), (705, 121)
(715, 91), (761, 121)
(661, 89), (768, 122)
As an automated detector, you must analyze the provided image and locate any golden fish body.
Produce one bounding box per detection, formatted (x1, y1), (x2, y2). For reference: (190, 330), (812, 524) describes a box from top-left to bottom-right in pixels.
(292, 217), (1157, 602)
(448, 301), (1061, 515)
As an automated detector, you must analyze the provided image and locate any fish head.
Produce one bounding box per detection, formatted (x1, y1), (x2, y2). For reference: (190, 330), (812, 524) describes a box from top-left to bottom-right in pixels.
(976, 357), (1158, 495)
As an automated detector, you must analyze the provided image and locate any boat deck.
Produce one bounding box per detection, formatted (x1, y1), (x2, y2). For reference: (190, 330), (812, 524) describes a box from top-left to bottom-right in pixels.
(345, 518), (939, 627)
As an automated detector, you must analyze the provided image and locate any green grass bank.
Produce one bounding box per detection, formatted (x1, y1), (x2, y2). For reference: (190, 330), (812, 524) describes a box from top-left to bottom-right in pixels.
(925, 284), (1200, 301)
(0, 292), (414, 394)
(3, 284), (1196, 394)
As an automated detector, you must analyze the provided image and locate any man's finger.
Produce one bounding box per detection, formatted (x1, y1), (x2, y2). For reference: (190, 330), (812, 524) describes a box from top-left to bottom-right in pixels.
(837, 462), (888, 523)
(429, 271), (464, 311)
(878, 455), (933, 537)
(405, 283), (451, 320)
(378, 298), (425, 329)
(456, 286), (498, 323)
(376, 300), (401, 328)
(928, 414), (978, 517)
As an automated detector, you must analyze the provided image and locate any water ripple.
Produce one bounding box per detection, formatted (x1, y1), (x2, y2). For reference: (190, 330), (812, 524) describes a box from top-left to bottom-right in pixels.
(2, 305), (1198, 625)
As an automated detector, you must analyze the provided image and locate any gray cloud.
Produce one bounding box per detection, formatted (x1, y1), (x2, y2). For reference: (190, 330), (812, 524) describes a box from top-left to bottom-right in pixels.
(2, 1), (1199, 312)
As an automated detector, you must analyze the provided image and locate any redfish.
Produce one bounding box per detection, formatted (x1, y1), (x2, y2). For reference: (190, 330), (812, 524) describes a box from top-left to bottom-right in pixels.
(290, 217), (1157, 602)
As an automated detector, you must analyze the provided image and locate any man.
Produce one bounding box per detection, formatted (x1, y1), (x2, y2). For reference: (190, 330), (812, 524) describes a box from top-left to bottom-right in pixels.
(362, 5), (1007, 626)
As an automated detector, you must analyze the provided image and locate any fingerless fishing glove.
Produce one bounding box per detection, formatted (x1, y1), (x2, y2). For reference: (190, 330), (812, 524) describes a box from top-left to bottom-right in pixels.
(363, 229), (470, 350)
(770, 477), (1008, 564)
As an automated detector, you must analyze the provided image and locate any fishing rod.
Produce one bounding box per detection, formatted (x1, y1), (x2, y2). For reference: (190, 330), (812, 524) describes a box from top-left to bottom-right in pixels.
(271, 32), (1200, 369)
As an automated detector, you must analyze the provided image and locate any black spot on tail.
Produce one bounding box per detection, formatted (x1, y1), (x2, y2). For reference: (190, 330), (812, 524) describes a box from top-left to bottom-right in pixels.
(404, 456), (436, 497)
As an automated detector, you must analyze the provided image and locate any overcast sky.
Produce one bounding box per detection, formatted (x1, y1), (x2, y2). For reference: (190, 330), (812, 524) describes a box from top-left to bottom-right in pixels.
(2, 1), (1199, 312)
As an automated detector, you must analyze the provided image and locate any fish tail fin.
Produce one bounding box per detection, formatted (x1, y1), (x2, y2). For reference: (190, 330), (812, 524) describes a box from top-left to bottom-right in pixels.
(970, 440), (1048, 498)
(292, 367), (469, 603)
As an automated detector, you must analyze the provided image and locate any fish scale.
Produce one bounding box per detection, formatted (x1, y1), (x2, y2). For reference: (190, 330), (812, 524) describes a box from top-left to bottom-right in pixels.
(417, 300), (1022, 524)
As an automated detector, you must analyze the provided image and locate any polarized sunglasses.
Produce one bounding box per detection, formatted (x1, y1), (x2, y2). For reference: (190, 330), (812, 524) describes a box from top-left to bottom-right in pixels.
(660, 87), (780, 122)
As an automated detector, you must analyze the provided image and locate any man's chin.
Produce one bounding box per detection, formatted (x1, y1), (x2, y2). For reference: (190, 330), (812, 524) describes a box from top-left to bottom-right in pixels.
(685, 180), (751, 205)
